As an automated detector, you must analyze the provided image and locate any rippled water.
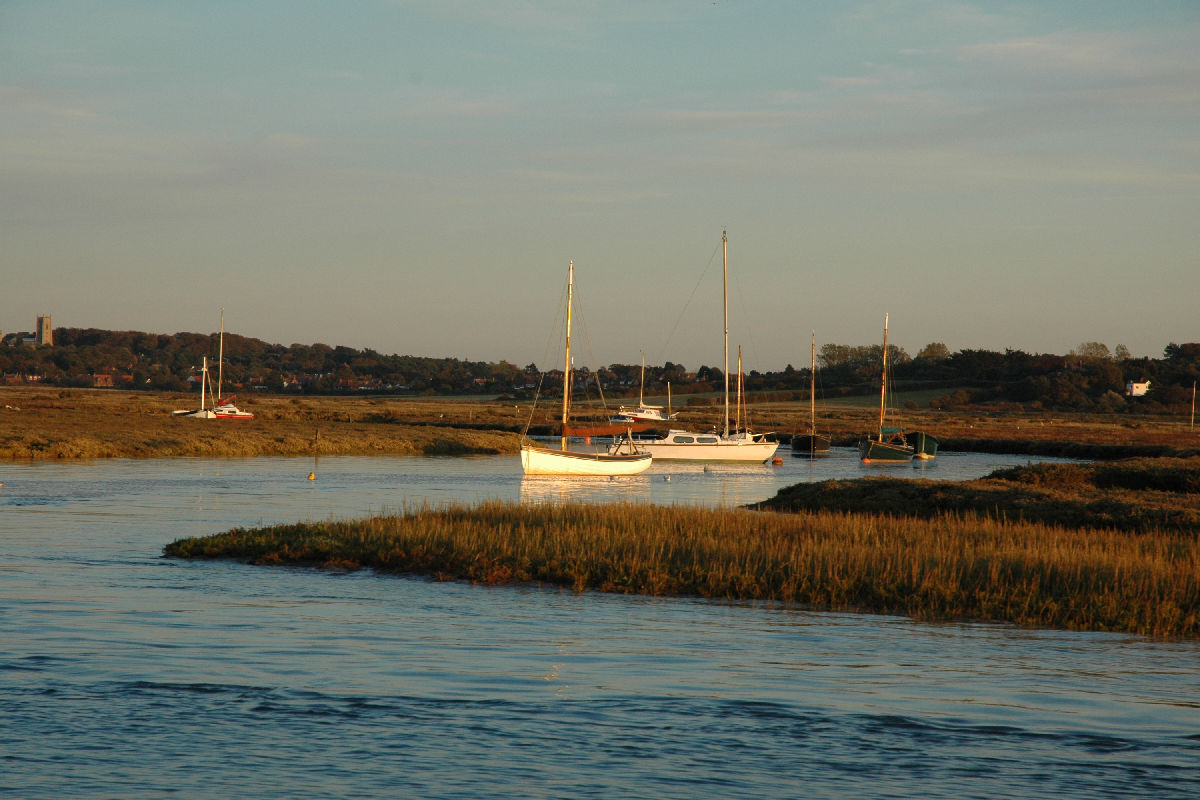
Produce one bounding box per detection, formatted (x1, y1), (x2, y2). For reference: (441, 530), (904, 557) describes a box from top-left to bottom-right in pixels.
(2, 454), (1197, 799)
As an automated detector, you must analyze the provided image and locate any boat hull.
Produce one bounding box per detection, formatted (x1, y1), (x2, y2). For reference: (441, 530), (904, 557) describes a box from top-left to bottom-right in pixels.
(172, 409), (216, 419)
(615, 430), (778, 462)
(521, 445), (652, 476)
(611, 405), (675, 424)
(859, 438), (914, 463)
(791, 434), (831, 456)
(909, 431), (939, 460)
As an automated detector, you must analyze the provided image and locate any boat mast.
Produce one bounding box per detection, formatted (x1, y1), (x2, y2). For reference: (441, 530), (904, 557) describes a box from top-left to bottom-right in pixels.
(217, 308), (224, 402)
(639, 351), (645, 406)
(810, 331), (817, 436)
(562, 261), (573, 451)
(878, 313), (889, 439)
(722, 230), (730, 438)
(200, 357), (209, 412)
(735, 345), (743, 433)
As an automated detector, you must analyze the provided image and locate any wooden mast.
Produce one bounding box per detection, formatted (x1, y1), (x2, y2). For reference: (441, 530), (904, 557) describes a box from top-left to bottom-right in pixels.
(217, 308), (224, 402)
(638, 351), (645, 407)
(878, 313), (889, 440)
(561, 261), (573, 451)
(722, 230), (730, 438)
(736, 345), (743, 434)
(810, 331), (816, 437)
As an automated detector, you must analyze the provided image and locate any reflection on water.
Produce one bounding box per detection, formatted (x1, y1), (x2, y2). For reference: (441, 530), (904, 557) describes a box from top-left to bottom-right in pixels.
(516, 446), (1064, 508)
(4, 452), (1195, 800)
(519, 474), (654, 505)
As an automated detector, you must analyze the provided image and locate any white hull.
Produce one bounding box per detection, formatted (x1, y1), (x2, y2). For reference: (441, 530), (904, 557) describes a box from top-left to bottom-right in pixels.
(172, 409), (216, 419)
(611, 404), (674, 423)
(214, 402), (253, 420)
(615, 430), (778, 462)
(521, 445), (652, 476)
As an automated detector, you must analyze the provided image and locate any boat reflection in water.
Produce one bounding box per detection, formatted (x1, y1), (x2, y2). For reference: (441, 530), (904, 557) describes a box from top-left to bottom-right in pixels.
(518, 473), (653, 506)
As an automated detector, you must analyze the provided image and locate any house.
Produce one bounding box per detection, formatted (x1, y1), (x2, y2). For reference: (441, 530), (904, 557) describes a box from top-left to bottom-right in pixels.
(1126, 380), (1151, 397)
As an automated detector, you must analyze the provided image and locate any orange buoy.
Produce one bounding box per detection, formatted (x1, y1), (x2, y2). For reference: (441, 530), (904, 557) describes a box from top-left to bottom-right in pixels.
(771, 456), (783, 465)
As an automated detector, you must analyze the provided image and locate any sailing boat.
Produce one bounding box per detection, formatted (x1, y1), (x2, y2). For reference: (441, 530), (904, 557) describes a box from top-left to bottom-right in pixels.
(212, 309), (254, 420)
(521, 261), (653, 476)
(611, 353), (677, 424)
(792, 331), (831, 456)
(859, 314), (914, 463)
(172, 356), (217, 419)
(610, 231), (778, 462)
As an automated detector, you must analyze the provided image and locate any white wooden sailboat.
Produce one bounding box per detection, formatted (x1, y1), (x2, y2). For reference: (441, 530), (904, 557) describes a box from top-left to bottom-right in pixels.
(611, 231), (778, 462)
(172, 356), (217, 419)
(521, 261), (653, 476)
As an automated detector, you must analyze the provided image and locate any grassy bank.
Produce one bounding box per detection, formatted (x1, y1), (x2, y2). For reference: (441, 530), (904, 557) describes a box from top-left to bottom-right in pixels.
(753, 458), (1200, 533)
(165, 499), (1199, 638)
(0, 387), (521, 459)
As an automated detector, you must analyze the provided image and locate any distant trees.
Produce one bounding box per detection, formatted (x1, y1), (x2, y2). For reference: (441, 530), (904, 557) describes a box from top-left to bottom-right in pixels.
(916, 342), (951, 362)
(1071, 341), (1112, 360)
(5, 326), (1199, 414)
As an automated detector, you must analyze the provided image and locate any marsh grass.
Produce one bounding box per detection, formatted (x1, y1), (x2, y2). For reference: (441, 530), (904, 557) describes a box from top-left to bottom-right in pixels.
(755, 458), (1200, 533)
(165, 500), (1199, 638)
(0, 387), (519, 459)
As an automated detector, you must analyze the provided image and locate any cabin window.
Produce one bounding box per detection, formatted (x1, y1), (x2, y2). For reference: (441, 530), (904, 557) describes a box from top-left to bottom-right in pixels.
(672, 435), (694, 443)
(696, 437), (718, 444)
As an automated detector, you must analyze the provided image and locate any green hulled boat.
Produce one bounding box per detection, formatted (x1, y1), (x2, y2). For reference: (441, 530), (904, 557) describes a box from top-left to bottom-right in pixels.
(909, 431), (939, 460)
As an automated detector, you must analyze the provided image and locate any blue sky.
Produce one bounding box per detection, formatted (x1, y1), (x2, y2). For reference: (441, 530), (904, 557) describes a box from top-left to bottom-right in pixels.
(3, 1), (1197, 371)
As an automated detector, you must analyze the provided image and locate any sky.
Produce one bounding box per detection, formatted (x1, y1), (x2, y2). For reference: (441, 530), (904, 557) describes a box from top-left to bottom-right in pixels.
(3, 1), (1198, 372)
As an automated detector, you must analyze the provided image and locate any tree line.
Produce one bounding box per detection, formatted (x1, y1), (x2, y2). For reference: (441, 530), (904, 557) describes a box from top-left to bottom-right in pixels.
(1, 328), (1197, 413)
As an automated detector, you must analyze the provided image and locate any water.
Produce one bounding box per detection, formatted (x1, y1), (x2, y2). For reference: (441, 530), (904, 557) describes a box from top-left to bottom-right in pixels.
(2, 453), (1197, 799)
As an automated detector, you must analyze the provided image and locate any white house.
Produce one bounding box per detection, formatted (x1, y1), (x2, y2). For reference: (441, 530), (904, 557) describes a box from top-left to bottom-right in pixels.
(1125, 380), (1151, 397)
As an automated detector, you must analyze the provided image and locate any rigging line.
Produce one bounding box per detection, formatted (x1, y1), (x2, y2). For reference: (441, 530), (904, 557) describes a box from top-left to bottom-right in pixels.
(567, 281), (613, 415)
(536, 269), (571, 375)
(520, 372), (546, 439)
(729, 238), (763, 376)
(657, 236), (723, 368)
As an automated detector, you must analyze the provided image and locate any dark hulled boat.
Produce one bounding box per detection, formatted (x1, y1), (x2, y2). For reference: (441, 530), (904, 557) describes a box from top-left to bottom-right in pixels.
(792, 331), (831, 457)
(859, 314), (914, 464)
(909, 431), (939, 460)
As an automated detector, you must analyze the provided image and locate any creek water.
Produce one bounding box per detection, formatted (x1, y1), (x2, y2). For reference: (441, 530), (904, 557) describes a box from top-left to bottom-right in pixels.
(1, 452), (1197, 799)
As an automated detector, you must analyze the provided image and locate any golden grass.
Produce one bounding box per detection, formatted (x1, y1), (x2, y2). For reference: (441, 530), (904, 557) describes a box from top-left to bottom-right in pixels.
(755, 458), (1200, 533)
(164, 501), (1200, 639)
(0, 387), (521, 459)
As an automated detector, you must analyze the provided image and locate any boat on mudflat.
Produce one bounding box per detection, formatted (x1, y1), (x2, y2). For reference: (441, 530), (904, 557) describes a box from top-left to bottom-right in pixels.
(611, 354), (677, 425)
(172, 356), (217, 419)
